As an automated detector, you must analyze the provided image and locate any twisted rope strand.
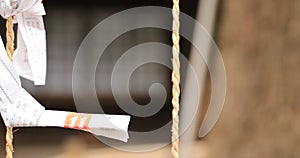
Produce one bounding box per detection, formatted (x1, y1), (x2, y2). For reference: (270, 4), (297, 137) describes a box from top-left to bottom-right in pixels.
(6, 17), (14, 61)
(5, 16), (15, 158)
(171, 0), (180, 158)
(6, 127), (13, 158)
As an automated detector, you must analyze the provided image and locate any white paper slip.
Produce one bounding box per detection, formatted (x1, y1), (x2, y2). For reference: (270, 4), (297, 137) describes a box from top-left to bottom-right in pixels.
(25, 0), (45, 15)
(14, 3), (47, 85)
(0, 86), (131, 142)
(38, 111), (131, 142)
(0, 88), (45, 127)
(89, 114), (130, 141)
(0, 36), (21, 95)
(14, 29), (34, 81)
(1, 44), (131, 142)
(1, 41), (44, 126)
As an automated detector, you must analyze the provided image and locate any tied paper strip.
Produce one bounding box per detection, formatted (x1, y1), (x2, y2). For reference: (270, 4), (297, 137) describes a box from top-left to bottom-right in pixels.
(0, 0), (47, 85)
(0, 36), (131, 142)
(0, 36), (43, 127)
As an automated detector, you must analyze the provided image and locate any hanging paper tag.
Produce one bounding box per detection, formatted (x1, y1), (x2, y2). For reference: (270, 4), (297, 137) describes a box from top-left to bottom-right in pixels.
(38, 111), (131, 142)
(0, 0), (47, 85)
(1, 39), (44, 126)
(14, 2), (47, 85)
(13, 29), (34, 80)
(0, 49), (131, 142)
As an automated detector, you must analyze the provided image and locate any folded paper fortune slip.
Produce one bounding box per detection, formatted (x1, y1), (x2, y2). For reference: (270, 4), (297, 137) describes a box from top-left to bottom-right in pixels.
(0, 36), (130, 142)
(0, 0), (47, 85)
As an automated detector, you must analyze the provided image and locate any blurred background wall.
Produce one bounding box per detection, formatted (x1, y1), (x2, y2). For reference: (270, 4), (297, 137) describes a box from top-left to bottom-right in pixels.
(207, 0), (300, 157)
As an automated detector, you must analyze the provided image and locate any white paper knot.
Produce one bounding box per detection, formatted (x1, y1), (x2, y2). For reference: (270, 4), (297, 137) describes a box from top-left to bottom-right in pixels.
(0, 0), (47, 85)
(0, 0), (39, 18)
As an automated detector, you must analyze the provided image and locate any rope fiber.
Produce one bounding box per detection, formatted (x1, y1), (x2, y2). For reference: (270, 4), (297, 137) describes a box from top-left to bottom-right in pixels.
(171, 0), (180, 158)
(5, 16), (15, 158)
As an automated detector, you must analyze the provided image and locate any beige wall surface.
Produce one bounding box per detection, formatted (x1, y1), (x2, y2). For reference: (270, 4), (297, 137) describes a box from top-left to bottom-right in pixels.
(206, 0), (300, 158)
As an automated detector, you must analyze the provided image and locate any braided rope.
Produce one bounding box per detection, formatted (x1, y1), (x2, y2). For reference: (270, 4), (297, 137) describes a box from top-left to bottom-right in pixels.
(6, 127), (13, 158)
(6, 17), (14, 61)
(171, 0), (180, 158)
(5, 16), (15, 158)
